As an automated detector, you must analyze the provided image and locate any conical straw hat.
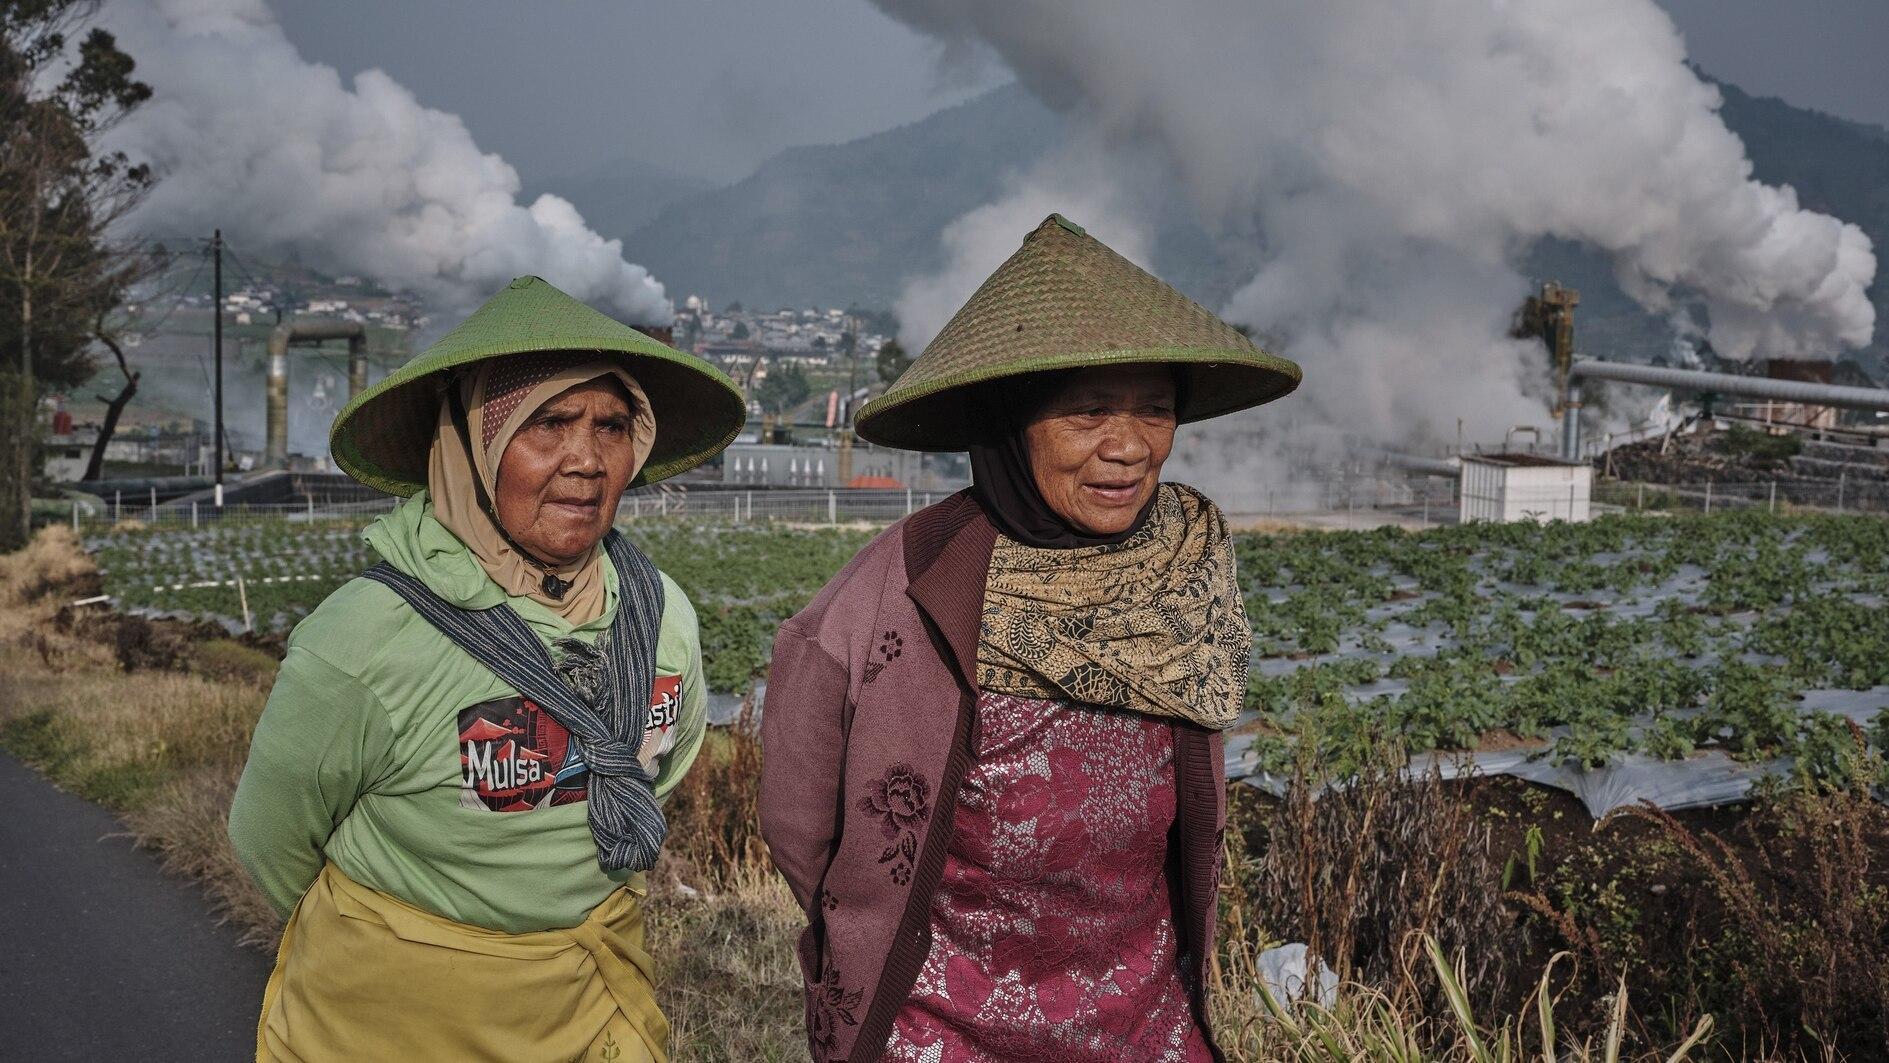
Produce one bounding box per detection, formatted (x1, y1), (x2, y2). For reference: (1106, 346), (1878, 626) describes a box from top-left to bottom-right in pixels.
(330, 276), (745, 495)
(855, 214), (1301, 451)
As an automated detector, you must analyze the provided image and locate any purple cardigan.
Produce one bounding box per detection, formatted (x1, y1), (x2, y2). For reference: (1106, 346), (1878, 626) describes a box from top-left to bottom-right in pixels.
(760, 492), (1228, 1063)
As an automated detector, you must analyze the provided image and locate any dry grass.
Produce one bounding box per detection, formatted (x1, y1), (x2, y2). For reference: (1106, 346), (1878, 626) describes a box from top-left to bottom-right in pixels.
(649, 708), (806, 1061)
(1232, 742), (1522, 1023)
(0, 524), (98, 612)
(1211, 931), (1715, 1062)
(1597, 765), (1889, 1060)
(648, 857), (805, 1062)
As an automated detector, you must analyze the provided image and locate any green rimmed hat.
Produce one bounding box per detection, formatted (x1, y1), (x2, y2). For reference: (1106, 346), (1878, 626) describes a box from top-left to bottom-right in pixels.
(855, 214), (1302, 451)
(330, 275), (745, 495)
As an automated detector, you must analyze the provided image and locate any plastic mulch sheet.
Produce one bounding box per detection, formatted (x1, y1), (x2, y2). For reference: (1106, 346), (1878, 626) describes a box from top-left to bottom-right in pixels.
(1227, 687), (1889, 818)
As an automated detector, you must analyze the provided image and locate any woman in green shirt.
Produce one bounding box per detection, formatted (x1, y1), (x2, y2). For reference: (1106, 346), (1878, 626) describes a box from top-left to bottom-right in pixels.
(229, 276), (744, 1062)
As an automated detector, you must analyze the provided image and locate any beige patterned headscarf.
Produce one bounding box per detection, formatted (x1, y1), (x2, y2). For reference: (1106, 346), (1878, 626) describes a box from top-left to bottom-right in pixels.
(427, 352), (656, 623)
(976, 483), (1250, 730)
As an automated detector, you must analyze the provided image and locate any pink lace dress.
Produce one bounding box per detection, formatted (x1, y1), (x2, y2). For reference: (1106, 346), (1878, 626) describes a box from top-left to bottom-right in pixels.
(882, 692), (1213, 1063)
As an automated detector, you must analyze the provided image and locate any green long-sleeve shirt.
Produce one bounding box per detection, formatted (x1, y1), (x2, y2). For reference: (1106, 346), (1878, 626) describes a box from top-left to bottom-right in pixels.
(228, 492), (707, 933)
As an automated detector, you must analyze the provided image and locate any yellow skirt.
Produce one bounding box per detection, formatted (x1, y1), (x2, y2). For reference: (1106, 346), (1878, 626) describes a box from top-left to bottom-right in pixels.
(257, 863), (667, 1063)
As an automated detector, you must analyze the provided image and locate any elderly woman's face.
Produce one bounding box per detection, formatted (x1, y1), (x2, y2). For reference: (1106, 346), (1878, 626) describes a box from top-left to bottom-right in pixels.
(494, 377), (639, 566)
(1022, 364), (1178, 536)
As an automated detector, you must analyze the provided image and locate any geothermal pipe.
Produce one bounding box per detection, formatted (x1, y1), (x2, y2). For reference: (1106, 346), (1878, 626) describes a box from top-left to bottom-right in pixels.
(266, 320), (368, 466)
(1379, 451), (1462, 478)
(1562, 359), (1889, 460)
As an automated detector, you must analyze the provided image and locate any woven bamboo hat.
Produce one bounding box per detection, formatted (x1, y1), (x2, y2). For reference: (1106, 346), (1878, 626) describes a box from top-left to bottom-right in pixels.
(330, 276), (745, 495)
(855, 214), (1301, 451)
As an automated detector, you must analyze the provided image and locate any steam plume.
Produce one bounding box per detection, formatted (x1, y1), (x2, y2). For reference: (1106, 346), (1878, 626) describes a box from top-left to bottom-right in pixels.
(880, 0), (1877, 458)
(100, 0), (671, 324)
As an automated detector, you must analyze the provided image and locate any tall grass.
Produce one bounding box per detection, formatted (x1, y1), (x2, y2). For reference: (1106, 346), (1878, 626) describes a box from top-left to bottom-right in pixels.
(1233, 739), (1521, 1023)
(1213, 934), (1713, 1062)
(650, 706), (806, 1061)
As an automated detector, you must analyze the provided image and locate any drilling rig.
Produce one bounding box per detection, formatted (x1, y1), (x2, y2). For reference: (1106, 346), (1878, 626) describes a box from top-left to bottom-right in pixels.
(1512, 281), (1580, 421)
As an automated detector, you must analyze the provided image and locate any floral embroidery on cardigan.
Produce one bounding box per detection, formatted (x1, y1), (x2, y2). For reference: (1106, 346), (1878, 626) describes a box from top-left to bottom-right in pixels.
(859, 762), (931, 884)
(863, 629), (905, 684)
(808, 953), (863, 1059)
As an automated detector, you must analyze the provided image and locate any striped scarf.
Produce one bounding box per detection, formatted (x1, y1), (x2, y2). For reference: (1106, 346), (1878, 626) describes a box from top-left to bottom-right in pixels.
(364, 530), (668, 872)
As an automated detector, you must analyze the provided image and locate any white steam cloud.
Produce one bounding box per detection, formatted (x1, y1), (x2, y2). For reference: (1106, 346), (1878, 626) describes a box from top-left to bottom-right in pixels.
(895, 138), (1155, 343)
(100, 0), (671, 324)
(880, 0), (1878, 462)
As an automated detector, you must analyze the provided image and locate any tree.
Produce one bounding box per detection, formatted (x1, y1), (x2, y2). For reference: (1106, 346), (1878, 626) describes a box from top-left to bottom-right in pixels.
(754, 362), (810, 416)
(731, 320), (749, 340)
(0, 1), (154, 545)
(79, 311), (133, 481)
(876, 338), (912, 385)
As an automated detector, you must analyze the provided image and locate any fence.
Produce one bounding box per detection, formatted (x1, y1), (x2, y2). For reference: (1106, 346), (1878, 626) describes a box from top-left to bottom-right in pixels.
(616, 487), (945, 525)
(1592, 477), (1889, 516)
(66, 486), (953, 533)
(70, 493), (400, 532)
(68, 474), (1885, 536)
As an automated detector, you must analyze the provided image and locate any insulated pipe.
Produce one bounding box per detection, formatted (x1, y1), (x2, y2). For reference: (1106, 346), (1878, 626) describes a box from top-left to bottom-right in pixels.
(1562, 382), (1584, 460)
(1567, 359), (1889, 413)
(1380, 451), (1462, 478)
(265, 320), (368, 466)
(348, 333), (368, 400)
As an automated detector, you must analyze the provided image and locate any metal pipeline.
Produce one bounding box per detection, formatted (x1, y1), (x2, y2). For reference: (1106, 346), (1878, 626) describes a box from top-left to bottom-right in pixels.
(1562, 381), (1584, 460)
(1567, 359), (1889, 411)
(265, 320), (368, 466)
(1563, 358), (1889, 460)
(1379, 451), (1462, 478)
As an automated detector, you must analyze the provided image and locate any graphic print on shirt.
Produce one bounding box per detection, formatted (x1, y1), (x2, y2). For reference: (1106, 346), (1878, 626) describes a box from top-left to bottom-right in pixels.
(457, 673), (684, 812)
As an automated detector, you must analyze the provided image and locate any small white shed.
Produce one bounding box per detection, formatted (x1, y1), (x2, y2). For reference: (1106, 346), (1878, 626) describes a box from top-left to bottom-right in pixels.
(1459, 453), (1591, 524)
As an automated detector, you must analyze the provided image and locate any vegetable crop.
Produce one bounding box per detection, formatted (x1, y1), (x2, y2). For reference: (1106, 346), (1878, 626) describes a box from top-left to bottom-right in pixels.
(90, 509), (1889, 770)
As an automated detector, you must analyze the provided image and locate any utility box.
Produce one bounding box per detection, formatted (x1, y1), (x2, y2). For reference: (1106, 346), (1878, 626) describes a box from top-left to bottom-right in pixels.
(1459, 453), (1591, 523)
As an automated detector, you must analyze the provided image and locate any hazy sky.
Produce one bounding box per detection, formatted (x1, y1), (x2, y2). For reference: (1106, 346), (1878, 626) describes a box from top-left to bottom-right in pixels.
(271, 0), (1887, 188)
(271, 0), (1005, 185)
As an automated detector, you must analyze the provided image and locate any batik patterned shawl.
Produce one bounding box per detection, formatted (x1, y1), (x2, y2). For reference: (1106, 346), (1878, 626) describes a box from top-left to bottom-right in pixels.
(977, 483), (1249, 730)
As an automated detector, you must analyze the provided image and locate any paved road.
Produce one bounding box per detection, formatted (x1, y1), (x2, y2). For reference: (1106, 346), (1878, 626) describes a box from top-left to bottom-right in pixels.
(0, 751), (269, 1060)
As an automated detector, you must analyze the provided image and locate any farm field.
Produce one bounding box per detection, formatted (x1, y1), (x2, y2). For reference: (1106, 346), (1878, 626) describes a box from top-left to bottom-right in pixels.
(88, 509), (1889, 792)
(90, 520), (875, 694)
(1231, 510), (1889, 798)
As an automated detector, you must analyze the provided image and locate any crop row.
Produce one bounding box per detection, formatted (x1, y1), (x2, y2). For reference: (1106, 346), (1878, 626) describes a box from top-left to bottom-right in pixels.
(90, 518), (872, 691)
(87, 512), (1889, 773)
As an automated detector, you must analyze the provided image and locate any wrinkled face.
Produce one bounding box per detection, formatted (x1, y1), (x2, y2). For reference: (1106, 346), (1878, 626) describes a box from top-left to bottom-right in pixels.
(493, 377), (639, 566)
(1022, 364), (1178, 536)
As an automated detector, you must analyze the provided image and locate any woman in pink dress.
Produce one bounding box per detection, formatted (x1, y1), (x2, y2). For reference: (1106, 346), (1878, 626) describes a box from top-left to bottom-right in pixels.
(760, 214), (1302, 1062)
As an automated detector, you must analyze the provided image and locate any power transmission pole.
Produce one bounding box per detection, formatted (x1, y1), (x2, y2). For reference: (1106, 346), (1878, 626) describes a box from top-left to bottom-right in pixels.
(212, 229), (224, 506)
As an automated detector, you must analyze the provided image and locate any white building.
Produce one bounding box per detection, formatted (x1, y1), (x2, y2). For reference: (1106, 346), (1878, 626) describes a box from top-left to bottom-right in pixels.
(1459, 453), (1591, 523)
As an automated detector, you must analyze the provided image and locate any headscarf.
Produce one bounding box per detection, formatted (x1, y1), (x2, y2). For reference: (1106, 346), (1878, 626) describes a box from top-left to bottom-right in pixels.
(969, 433), (1156, 550)
(966, 371), (1165, 550)
(426, 351), (656, 624)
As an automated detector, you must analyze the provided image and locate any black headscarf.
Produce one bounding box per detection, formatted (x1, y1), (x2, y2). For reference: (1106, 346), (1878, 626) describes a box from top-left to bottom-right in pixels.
(967, 373), (1161, 550)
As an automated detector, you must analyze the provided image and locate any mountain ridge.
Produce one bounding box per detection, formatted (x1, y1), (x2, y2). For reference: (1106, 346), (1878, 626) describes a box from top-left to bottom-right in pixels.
(609, 77), (1886, 372)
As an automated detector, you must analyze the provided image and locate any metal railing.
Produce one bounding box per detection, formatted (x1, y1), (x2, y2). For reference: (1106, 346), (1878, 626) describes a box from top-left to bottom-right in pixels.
(1593, 477), (1889, 516)
(66, 487), (951, 533)
(615, 487), (945, 525)
(70, 478), (1469, 534)
(74, 474), (1879, 536)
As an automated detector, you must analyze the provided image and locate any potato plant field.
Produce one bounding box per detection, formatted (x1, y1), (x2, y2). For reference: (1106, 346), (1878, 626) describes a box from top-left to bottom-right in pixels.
(89, 510), (1889, 787)
(1232, 510), (1889, 790)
